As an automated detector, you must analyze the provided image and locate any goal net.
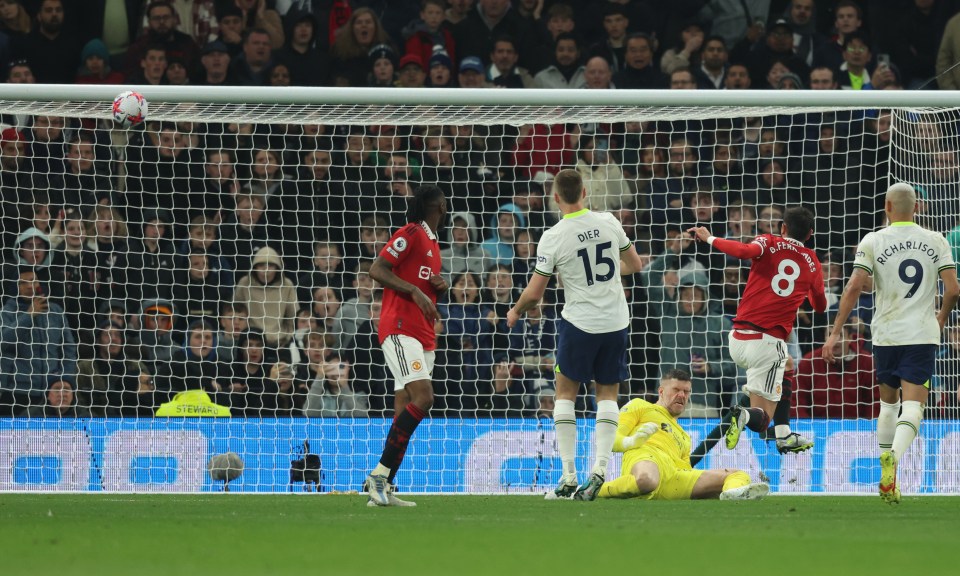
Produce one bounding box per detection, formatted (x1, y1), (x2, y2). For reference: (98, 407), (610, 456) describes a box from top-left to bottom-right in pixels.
(0, 86), (957, 494)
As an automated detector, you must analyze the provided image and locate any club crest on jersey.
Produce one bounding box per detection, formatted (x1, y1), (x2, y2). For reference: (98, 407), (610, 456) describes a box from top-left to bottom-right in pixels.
(393, 237), (408, 252)
(411, 360), (422, 371)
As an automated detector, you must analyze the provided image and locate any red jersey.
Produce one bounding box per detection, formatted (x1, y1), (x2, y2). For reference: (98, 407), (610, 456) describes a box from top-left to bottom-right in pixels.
(377, 221), (442, 349)
(714, 234), (827, 340)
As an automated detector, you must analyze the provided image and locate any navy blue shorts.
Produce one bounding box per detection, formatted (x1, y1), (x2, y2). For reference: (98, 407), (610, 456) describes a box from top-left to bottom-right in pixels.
(873, 344), (937, 388)
(555, 318), (629, 384)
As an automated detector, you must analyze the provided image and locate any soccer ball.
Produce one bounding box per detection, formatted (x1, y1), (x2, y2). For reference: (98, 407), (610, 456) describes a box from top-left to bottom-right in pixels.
(112, 90), (148, 128)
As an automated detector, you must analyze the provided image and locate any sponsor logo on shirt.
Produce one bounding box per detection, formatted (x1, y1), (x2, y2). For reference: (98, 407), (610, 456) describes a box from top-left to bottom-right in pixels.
(418, 266), (431, 280)
(393, 237), (408, 252)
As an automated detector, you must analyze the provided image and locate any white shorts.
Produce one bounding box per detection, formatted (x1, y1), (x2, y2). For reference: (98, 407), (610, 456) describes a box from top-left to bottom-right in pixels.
(728, 330), (787, 402)
(381, 334), (435, 391)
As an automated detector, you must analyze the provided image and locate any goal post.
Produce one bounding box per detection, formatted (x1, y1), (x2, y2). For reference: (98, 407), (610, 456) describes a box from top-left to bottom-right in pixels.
(0, 85), (957, 494)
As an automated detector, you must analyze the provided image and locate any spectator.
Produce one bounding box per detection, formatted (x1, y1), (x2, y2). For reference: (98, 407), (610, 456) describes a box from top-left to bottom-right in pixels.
(726, 203), (757, 244)
(724, 62), (751, 88)
(155, 318), (224, 399)
(178, 215), (235, 286)
(440, 212), (486, 282)
(300, 330), (367, 418)
(331, 260), (377, 349)
(233, 246), (298, 354)
(225, 328), (279, 415)
(698, 0), (769, 50)
(172, 248), (229, 326)
(612, 33), (667, 89)
(86, 204), (130, 306)
(61, 134), (111, 211)
(403, 0), (456, 68)
(297, 240), (344, 305)
(138, 298), (179, 375)
(75, 38), (125, 84)
(12, 0), (79, 84)
(587, 3), (629, 72)
(696, 35), (729, 88)
(231, 27), (274, 85)
(0, 0), (31, 39)
(351, 295), (391, 415)
(661, 21), (704, 76)
(453, 0), (533, 70)
(341, 215), (388, 283)
(511, 122), (578, 180)
(583, 55), (613, 89)
(276, 8), (329, 86)
(809, 65), (838, 89)
(650, 136), (700, 240)
(165, 55), (190, 84)
(129, 44), (168, 85)
(218, 191), (284, 275)
(526, 2), (575, 73)
(77, 320), (153, 416)
(776, 71), (804, 89)
(214, 3), (244, 56)
(456, 54), (490, 87)
(27, 379), (88, 418)
(734, 18), (809, 89)
(481, 204), (526, 265)
(231, 0), (284, 48)
(795, 322), (876, 418)
(480, 262), (515, 320)
(396, 52), (426, 87)
(127, 209), (177, 305)
(5, 57), (33, 84)
(427, 48), (455, 87)
(330, 7), (393, 87)
(445, 0), (472, 25)
(217, 301), (248, 365)
(196, 39), (235, 85)
(274, 0), (351, 52)
(785, 0), (825, 68)
(367, 42), (397, 86)
(937, 11), (960, 90)
(438, 271), (490, 411)
(533, 32), (585, 89)
(548, 133), (631, 213)
(249, 147), (297, 218)
(817, 0), (864, 71)
(670, 67), (698, 89)
(478, 358), (525, 417)
(838, 32), (876, 90)
(124, 1), (199, 78)
(48, 208), (100, 346)
(505, 300), (556, 386)
(0, 266), (78, 416)
(487, 35), (532, 88)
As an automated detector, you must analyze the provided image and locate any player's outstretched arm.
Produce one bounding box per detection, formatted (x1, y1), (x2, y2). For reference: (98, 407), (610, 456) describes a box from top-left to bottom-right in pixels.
(824, 268), (870, 363)
(619, 243), (645, 275)
(506, 273), (549, 328)
(369, 255), (440, 323)
(687, 226), (762, 260)
(937, 268), (960, 331)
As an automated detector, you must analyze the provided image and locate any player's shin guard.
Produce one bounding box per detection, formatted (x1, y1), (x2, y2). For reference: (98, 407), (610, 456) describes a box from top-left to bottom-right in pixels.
(773, 371), (794, 438)
(592, 400), (619, 478)
(891, 400), (923, 462)
(722, 471), (751, 492)
(878, 399), (900, 452)
(379, 403), (427, 482)
(597, 474), (643, 499)
(554, 399), (578, 484)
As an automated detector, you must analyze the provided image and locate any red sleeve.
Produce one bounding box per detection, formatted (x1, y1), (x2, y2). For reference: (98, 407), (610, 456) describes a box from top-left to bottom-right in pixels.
(808, 264), (828, 313)
(711, 237), (764, 260)
(380, 226), (416, 267)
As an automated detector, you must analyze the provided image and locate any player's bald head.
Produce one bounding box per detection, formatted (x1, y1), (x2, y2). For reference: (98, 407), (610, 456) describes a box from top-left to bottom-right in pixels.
(885, 182), (918, 217)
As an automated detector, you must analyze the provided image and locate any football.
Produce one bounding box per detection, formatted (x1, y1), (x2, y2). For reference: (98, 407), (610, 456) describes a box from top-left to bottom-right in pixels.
(112, 90), (148, 128)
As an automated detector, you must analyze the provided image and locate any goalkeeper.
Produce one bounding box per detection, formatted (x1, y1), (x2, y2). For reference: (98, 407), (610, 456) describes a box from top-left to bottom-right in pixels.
(598, 370), (768, 500)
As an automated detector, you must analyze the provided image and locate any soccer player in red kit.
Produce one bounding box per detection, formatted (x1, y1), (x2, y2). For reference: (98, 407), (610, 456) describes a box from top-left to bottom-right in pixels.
(689, 206), (827, 452)
(364, 184), (448, 507)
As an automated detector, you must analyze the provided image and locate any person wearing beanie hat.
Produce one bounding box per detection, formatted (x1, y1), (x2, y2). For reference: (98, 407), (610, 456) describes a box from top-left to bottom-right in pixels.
(368, 43), (397, 86)
(76, 38), (126, 84)
(776, 71), (804, 89)
(427, 46), (454, 87)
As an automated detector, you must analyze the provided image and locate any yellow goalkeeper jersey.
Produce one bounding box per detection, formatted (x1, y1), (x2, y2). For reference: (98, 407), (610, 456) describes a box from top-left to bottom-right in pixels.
(613, 399), (692, 470)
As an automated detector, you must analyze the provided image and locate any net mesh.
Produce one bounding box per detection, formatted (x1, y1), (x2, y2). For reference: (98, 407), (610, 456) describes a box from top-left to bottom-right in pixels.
(0, 93), (958, 494)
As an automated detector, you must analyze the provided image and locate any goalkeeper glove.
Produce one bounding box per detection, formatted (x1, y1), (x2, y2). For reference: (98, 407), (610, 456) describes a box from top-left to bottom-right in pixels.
(621, 422), (659, 450)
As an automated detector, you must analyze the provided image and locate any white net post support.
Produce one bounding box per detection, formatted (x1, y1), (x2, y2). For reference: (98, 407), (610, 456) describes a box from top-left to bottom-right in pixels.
(0, 85), (957, 494)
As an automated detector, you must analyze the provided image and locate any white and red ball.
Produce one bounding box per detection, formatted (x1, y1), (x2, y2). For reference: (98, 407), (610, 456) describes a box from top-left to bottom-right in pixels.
(112, 90), (148, 128)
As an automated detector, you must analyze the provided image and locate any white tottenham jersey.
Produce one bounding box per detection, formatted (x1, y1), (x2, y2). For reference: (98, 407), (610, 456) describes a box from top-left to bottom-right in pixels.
(853, 222), (956, 346)
(534, 209), (632, 333)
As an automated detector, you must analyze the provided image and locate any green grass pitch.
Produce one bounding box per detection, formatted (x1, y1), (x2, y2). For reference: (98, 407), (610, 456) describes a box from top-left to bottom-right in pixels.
(1, 494), (958, 576)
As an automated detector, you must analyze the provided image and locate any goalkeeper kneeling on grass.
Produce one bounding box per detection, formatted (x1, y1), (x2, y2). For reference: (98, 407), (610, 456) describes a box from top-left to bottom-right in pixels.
(598, 369), (768, 501)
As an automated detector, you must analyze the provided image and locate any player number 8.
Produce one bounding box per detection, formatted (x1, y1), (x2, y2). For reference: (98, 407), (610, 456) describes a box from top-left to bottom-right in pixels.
(770, 259), (800, 297)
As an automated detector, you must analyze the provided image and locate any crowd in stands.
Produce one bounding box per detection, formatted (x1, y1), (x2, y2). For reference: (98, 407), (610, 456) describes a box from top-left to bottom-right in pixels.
(2, 0), (960, 420)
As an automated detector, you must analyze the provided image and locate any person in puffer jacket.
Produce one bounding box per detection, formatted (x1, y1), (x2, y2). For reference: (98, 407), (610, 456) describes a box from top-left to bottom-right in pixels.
(440, 211), (487, 283)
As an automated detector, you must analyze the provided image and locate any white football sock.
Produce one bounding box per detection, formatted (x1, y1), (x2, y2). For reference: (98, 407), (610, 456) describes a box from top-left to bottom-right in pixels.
(774, 425), (792, 439)
(592, 400), (620, 478)
(554, 399), (578, 484)
(877, 399), (900, 452)
(371, 463), (390, 477)
(891, 400), (923, 462)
